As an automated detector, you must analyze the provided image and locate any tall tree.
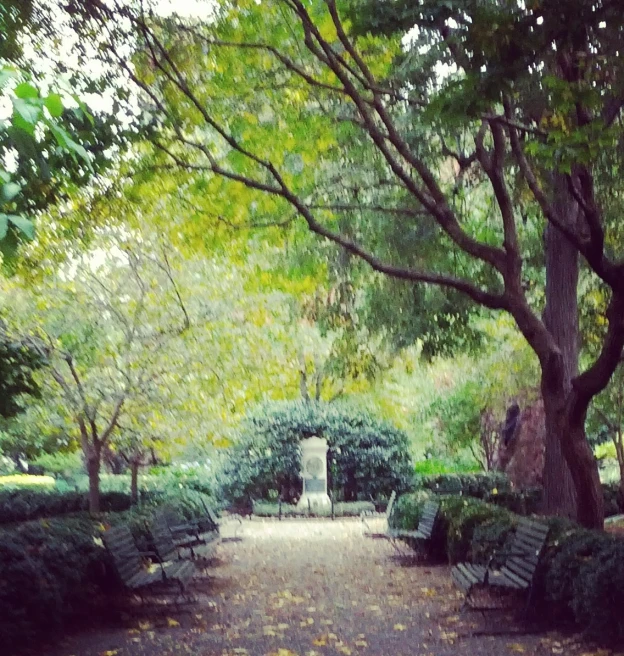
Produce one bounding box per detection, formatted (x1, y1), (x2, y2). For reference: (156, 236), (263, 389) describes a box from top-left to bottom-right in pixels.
(67, 0), (624, 527)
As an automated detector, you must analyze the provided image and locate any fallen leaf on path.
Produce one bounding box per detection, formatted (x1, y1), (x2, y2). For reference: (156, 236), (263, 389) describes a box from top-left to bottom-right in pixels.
(166, 618), (180, 628)
(507, 644), (525, 653)
(393, 624), (407, 631)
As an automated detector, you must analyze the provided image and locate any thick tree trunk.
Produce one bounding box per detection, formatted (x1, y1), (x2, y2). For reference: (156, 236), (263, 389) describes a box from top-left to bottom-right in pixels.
(540, 174), (604, 527)
(86, 452), (101, 514)
(130, 460), (140, 505)
(561, 413), (604, 528)
(541, 219), (579, 519)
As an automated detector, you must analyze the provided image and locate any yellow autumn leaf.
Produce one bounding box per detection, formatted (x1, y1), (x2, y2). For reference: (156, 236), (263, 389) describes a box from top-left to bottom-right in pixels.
(99, 651), (118, 656)
(166, 617), (180, 628)
(507, 644), (525, 653)
(312, 636), (327, 646)
(393, 624), (407, 631)
(138, 621), (152, 631)
(355, 640), (368, 648)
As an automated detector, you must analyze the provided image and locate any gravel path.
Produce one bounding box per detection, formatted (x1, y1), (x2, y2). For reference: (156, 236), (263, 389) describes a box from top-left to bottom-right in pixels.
(48, 518), (599, 656)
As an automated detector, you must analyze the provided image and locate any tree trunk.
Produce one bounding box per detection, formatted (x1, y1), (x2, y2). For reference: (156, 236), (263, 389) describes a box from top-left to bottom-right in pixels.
(541, 224), (578, 518)
(130, 460), (140, 505)
(541, 170), (583, 519)
(86, 451), (101, 514)
(540, 173), (604, 527)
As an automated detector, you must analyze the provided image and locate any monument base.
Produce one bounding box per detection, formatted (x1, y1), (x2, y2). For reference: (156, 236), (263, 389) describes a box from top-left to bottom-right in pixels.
(297, 493), (331, 509)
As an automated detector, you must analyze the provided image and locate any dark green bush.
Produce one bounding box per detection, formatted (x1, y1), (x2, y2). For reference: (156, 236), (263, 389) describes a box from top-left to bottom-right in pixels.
(220, 400), (413, 504)
(0, 516), (107, 652)
(392, 492), (624, 644)
(601, 482), (623, 517)
(252, 500), (374, 518)
(0, 490), (215, 653)
(413, 472), (511, 497)
(0, 488), (141, 525)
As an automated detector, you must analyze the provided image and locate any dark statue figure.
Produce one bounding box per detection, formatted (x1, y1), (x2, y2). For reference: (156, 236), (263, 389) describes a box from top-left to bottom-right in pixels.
(502, 402), (521, 445)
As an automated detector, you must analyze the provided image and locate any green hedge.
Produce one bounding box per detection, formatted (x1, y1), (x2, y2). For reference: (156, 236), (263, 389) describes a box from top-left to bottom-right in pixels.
(0, 490), (215, 653)
(0, 489), (138, 525)
(252, 500), (374, 518)
(392, 493), (624, 643)
(413, 473), (624, 519)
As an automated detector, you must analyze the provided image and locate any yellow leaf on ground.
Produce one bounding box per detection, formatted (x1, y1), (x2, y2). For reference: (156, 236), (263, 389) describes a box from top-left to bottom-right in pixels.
(166, 617), (180, 628)
(393, 624), (407, 631)
(313, 636), (328, 646)
(138, 621), (152, 631)
(336, 646), (352, 655)
(507, 644), (525, 653)
(99, 651), (118, 656)
(354, 640), (368, 647)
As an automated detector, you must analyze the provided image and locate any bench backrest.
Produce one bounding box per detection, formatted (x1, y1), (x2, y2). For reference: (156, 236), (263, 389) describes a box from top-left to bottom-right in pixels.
(200, 500), (221, 528)
(150, 513), (179, 562)
(501, 517), (549, 587)
(385, 490), (397, 521)
(102, 525), (143, 585)
(417, 499), (440, 538)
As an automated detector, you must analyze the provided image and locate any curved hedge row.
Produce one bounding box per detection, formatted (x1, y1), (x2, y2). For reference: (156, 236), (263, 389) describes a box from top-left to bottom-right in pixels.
(392, 493), (624, 644)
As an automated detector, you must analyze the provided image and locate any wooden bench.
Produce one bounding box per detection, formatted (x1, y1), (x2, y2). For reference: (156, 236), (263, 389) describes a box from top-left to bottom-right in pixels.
(159, 507), (218, 545)
(201, 499), (243, 538)
(361, 490), (397, 533)
(150, 512), (208, 561)
(388, 498), (440, 548)
(102, 524), (195, 600)
(451, 517), (549, 613)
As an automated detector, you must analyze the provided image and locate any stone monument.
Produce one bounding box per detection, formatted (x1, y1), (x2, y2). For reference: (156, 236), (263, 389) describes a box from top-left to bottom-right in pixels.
(297, 436), (331, 509)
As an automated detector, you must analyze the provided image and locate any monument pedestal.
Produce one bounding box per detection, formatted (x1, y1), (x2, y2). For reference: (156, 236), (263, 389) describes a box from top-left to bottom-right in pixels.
(297, 436), (331, 509)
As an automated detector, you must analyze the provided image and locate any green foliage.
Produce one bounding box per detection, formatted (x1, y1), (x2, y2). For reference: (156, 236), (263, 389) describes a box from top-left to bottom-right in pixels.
(0, 326), (43, 419)
(393, 493), (624, 643)
(413, 472), (511, 497)
(0, 490), (215, 652)
(0, 488), (134, 524)
(220, 400), (412, 504)
(252, 500), (374, 518)
(0, 515), (107, 651)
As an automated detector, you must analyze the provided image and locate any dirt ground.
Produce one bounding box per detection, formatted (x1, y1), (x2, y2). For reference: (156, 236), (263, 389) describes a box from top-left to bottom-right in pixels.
(45, 518), (617, 656)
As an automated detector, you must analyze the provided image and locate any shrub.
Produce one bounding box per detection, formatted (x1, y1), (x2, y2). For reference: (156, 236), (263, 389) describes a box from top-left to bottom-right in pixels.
(413, 472), (511, 497)
(0, 516), (107, 652)
(601, 482), (623, 517)
(219, 400), (413, 504)
(0, 488), (140, 525)
(252, 500), (375, 518)
(0, 489), (216, 653)
(392, 492), (624, 644)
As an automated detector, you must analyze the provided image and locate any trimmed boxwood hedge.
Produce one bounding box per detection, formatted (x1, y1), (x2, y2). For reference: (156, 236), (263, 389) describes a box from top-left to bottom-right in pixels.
(252, 500), (375, 518)
(0, 490), (216, 654)
(392, 493), (624, 644)
(0, 488), (137, 525)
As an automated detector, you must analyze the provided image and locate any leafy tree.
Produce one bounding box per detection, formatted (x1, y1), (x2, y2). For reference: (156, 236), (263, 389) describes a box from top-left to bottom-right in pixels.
(0, 325), (43, 420)
(220, 400), (412, 504)
(65, 0), (624, 527)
